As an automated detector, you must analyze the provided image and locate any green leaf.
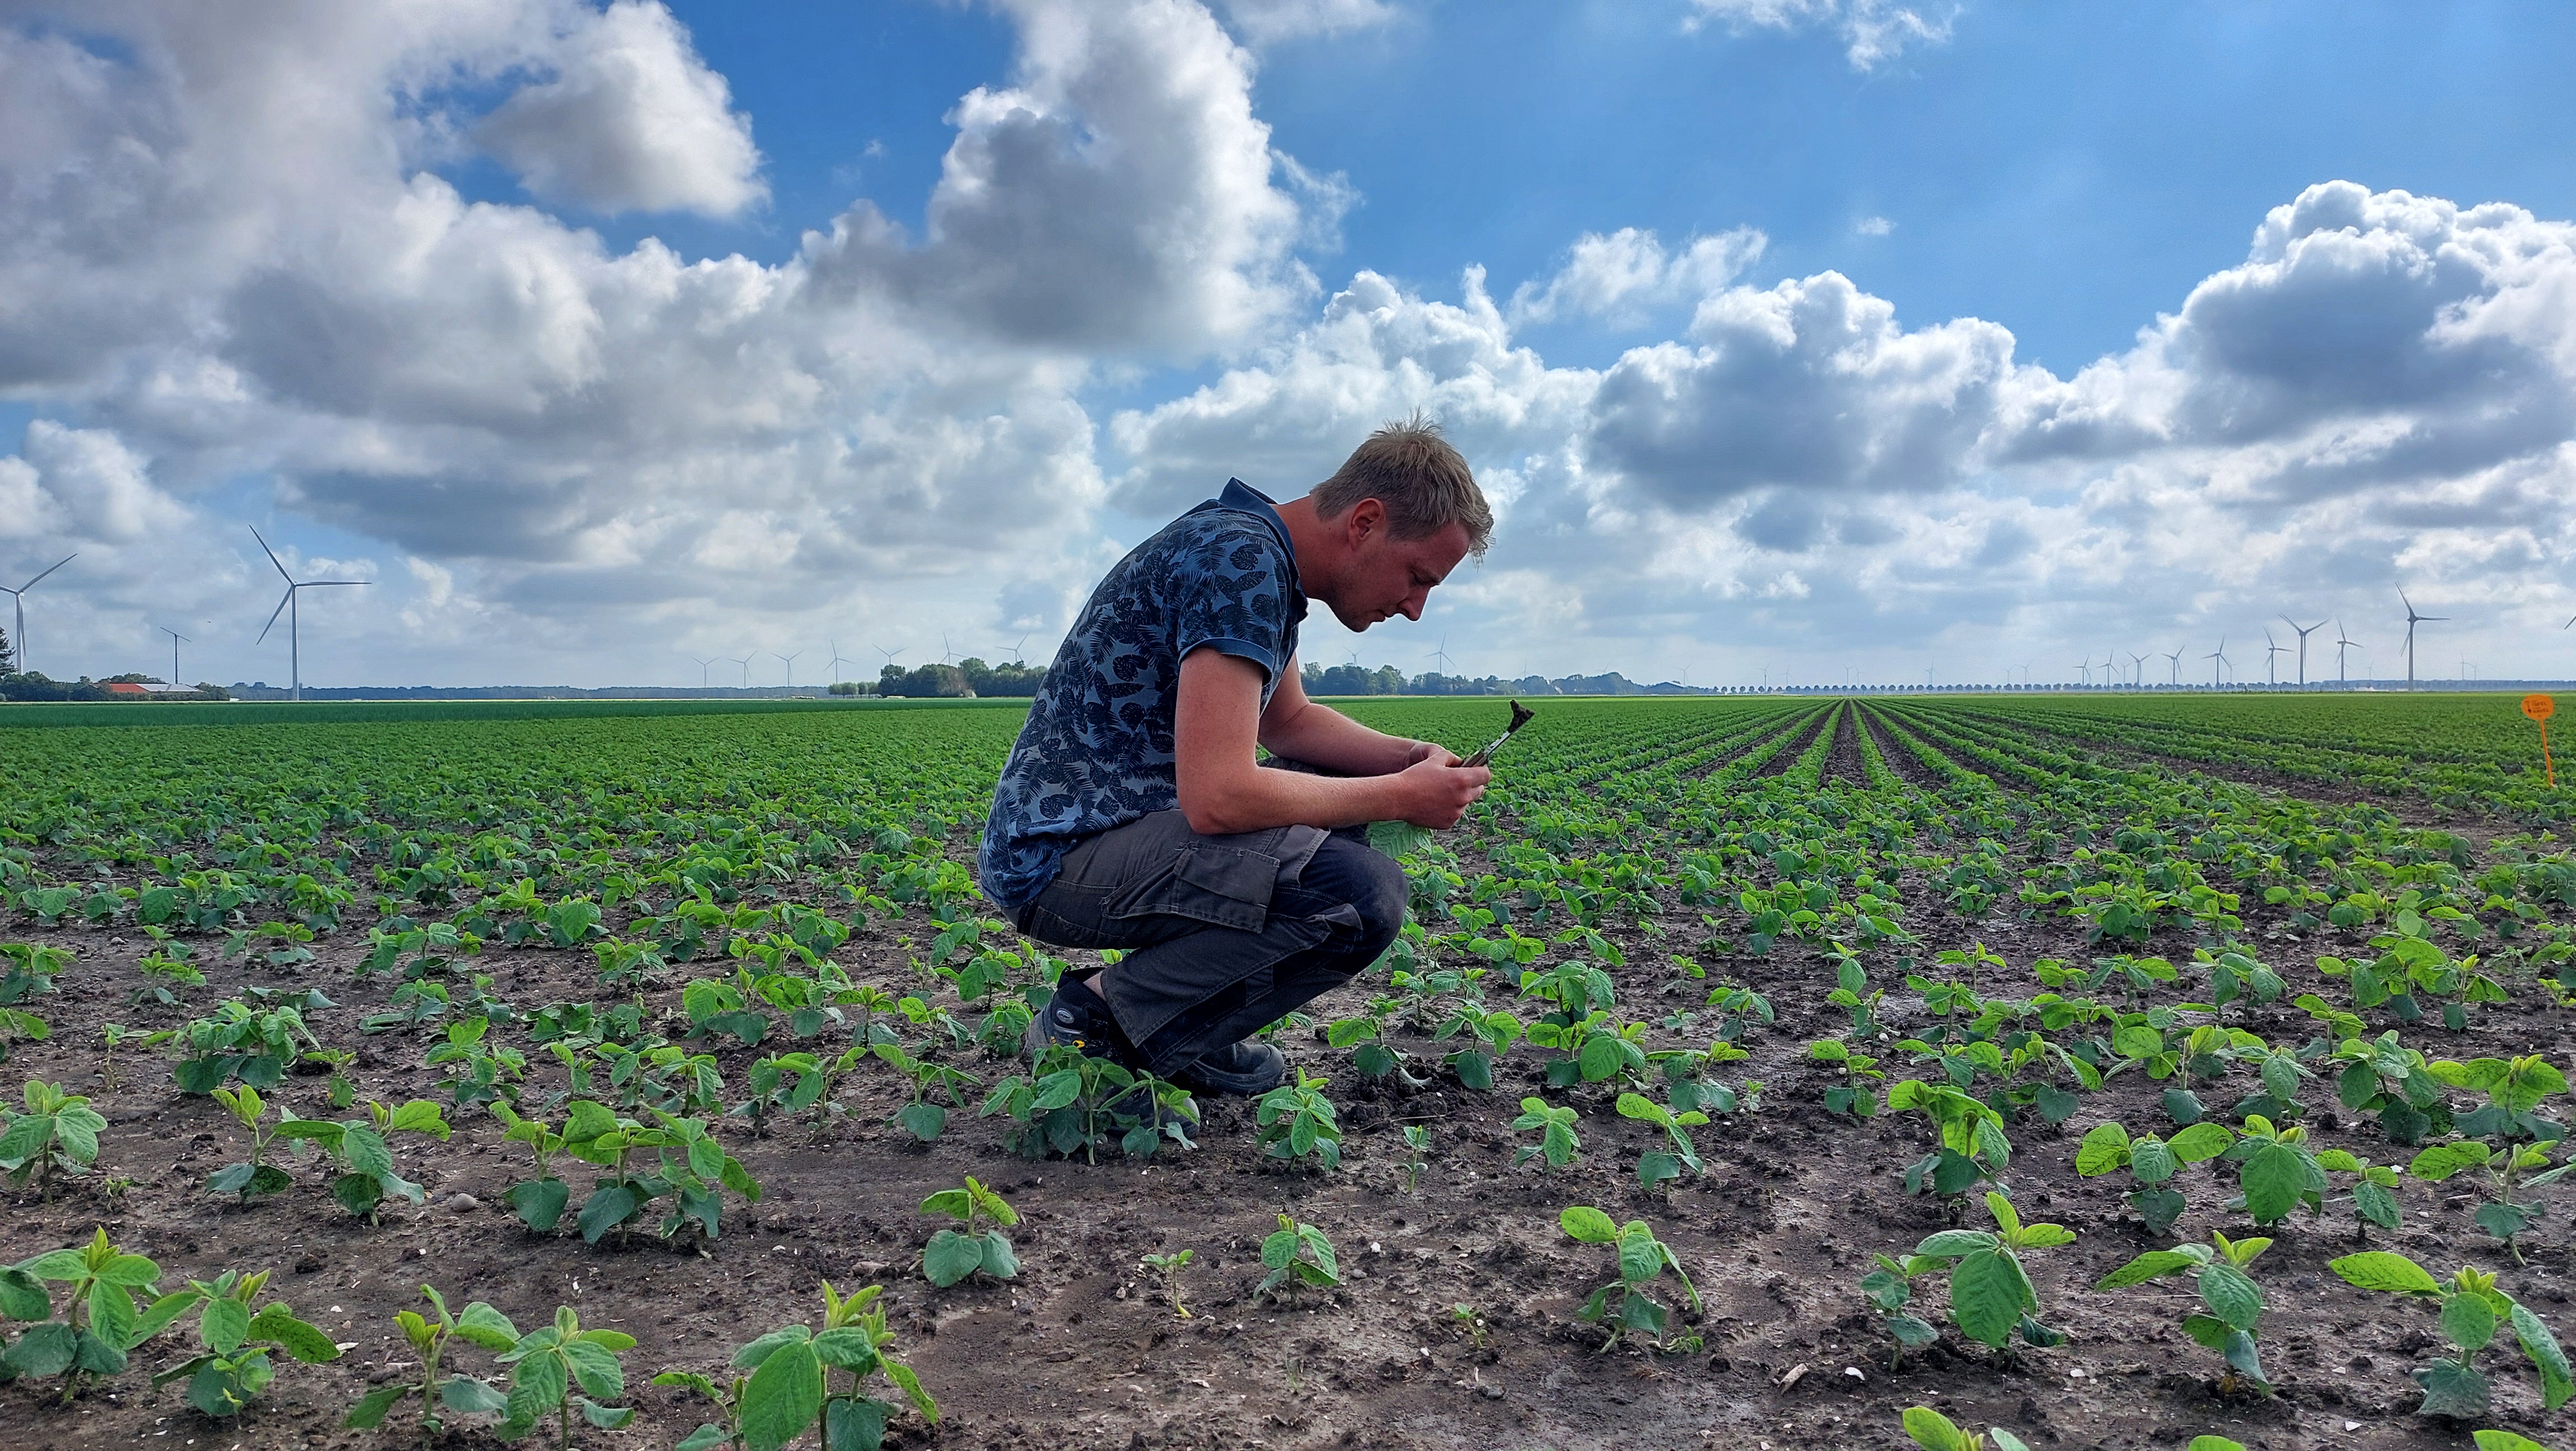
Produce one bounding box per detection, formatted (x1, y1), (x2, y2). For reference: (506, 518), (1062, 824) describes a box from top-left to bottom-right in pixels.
(923, 1229), (985, 1288)
(2510, 1301), (2575, 1410)
(2074, 1122), (2131, 1176)
(2474, 1431), (2556, 1451)
(0, 1267), (50, 1322)
(506, 1346), (569, 1426)
(740, 1339), (823, 1451)
(2409, 1140), (2493, 1181)
(1914, 1230), (1998, 1259)
(2198, 1263), (2263, 1334)
(2167, 1122), (2236, 1162)
(827, 1396), (891, 1451)
(576, 1184), (640, 1244)
(895, 1103), (947, 1141)
(559, 1337), (625, 1399)
(2097, 1250), (2197, 1290)
(2443, 1292), (2500, 1353)
(2329, 1251), (2443, 1297)
(2237, 1142), (2309, 1224)
(441, 1375), (509, 1415)
(1559, 1206), (1617, 1244)
(510, 1178), (570, 1231)
(345, 1382), (412, 1428)
(1948, 1249), (2032, 1350)
(1900, 1405), (1970, 1451)
(453, 1302), (521, 1351)
(2413, 1359), (2492, 1419)
(6, 1321), (77, 1377)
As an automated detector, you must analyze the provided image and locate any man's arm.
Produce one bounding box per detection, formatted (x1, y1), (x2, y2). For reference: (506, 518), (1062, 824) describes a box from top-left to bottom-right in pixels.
(1174, 647), (1486, 837)
(1256, 653), (1454, 775)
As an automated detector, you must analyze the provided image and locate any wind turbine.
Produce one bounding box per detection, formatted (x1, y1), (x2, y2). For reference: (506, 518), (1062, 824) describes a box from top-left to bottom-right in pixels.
(2281, 616), (2326, 688)
(2163, 645), (2183, 686)
(874, 644), (906, 677)
(773, 649), (803, 688)
(939, 634), (955, 666)
(2335, 622), (2361, 685)
(1009, 632), (1032, 667)
(2400, 591), (2445, 692)
(727, 655), (753, 688)
(2, 554), (76, 678)
(2073, 658), (2090, 688)
(160, 626), (190, 689)
(2204, 636), (2229, 688)
(251, 527), (365, 703)
(1426, 631), (1455, 678)
(827, 640), (855, 684)
(2263, 629), (2288, 686)
(2128, 652), (2146, 689)
(686, 655), (716, 688)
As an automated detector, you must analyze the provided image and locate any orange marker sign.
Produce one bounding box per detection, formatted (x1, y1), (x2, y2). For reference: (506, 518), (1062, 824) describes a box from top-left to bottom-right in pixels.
(2527, 694), (2558, 787)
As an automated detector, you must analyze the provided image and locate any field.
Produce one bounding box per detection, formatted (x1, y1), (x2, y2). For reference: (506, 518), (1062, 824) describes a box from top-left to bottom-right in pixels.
(3, 692), (2575, 1451)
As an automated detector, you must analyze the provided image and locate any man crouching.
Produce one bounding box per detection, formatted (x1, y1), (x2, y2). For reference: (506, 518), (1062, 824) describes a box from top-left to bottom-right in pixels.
(976, 418), (1495, 1098)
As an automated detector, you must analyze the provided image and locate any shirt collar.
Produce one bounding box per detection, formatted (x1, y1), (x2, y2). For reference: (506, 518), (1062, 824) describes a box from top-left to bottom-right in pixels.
(1214, 478), (1306, 619)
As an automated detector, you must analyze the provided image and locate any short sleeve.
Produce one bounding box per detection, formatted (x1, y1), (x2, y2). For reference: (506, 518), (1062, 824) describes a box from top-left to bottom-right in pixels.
(1168, 524), (1290, 681)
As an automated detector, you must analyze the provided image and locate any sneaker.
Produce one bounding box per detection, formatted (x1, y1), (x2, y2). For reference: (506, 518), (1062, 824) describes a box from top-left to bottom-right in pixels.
(1172, 1039), (1287, 1097)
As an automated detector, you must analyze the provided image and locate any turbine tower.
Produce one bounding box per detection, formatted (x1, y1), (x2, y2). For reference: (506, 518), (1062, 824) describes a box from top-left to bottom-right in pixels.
(827, 640), (855, 684)
(1426, 631), (1455, 679)
(686, 655), (716, 688)
(2, 554), (76, 678)
(2263, 629), (2288, 686)
(1009, 633), (1032, 666)
(2282, 615), (2326, 688)
(2335, 622), (2361, 685)
(2204, 636), (2229, 687)
(251, 527), (365, 703)
(2399, 590), (2445, 692)
(2128, 652), (2146, 689)
(160, 626), (190, 689)
(773, 649), (803, 688)
(2163, 645), (2183, 686)
(727, 655), (753, 688)
(2073, 657), (2090, 688)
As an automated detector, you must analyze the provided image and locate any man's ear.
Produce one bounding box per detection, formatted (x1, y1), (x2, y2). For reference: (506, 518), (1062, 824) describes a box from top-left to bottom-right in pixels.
(1345, 498), (1384, 545)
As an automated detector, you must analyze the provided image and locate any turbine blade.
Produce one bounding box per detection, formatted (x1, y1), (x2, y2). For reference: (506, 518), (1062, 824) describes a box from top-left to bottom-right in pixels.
(250, 525), (294, 583)
(257, 587), (292, 644)
(304, 580), (368, 587)
(19, 553), (76, 591)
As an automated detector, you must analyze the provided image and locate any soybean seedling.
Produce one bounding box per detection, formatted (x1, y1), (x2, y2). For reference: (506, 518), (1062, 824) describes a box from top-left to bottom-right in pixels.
(487, 1103), (572, 1232)
(1614, 1091), (1706, 1192)
(1905, 1192), (2075, 1351)
(343, 1284), (513, 1434)
(920, 1176), (1019, 1287)
(2328, 1252), (2574, 1419)
(1400, 1124), (1431, 1192)
(2404, 1053), (2572, 1260)
(1141, 1250), (1194, 1319)
(1253, 1069), (1343, 1171)
(1861, 1253), (1946, 1368)
(0, 1079), (106, 1196)
(2097, 1232), (2276, 1395)
(1257, 1214), (1341, 1301)
(1559, 1206), (1700, 1352)
(657, 1280), (938, 1451)
(480, 1304), (638, 1448)
(2075, 1120), (2237, 1237)
(139, 1268), (340, 1418)
(207, 1085), (295, 1202)
(1448, 1303), (1490, 1351)
(1900, 1406), (2034, 1451)
(1889, 1079), (2011, 1207)
(1511, 1096), (1580, 1171)
(4, 1226), (162, 1403)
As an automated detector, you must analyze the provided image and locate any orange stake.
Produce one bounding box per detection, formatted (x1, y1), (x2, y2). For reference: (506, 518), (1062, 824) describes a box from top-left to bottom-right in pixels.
(2526, 694), (2558, 787)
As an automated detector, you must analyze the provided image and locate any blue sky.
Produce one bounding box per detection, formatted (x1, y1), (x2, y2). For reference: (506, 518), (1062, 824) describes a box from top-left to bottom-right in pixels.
(4, 0), (2575, 688)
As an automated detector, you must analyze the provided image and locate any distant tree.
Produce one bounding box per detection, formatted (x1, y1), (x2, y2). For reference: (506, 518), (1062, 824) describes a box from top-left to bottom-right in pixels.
(879, 662), (973, 698)
(0, 624), (13, 675)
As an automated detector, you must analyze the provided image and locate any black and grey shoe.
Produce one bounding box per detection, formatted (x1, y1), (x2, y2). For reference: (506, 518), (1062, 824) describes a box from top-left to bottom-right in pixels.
(1022, 975), (1139, 1067)
(1171, 1039), (1287, 1097)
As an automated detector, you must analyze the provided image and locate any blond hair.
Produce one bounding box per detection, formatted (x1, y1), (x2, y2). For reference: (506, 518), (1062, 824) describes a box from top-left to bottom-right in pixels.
(1312, 413), (1492, 560)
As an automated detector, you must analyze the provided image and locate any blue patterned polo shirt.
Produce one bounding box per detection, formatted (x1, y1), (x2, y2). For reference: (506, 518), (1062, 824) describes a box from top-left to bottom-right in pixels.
(977, 479), (1307, 910)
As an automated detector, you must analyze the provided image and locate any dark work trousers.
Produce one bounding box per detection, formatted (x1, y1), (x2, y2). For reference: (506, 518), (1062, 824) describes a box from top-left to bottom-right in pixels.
(1008, 760), (1409, 1079)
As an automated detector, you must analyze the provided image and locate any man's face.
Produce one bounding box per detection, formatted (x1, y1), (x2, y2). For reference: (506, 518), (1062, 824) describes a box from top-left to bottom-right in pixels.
(1325, 500), (1472, 632)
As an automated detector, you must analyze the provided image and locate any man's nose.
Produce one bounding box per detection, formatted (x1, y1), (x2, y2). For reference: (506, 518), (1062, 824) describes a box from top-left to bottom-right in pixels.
(1401, 596), (1425, 622)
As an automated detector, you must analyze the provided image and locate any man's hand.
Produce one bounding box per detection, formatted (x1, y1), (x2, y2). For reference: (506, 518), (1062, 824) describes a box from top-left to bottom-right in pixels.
(1403, 739), (1462, 768)
(1394, 756), (1489, 829)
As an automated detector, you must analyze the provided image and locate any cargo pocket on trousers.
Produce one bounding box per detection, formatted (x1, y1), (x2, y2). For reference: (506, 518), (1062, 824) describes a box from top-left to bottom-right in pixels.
(1106, 835), (1290, 933)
